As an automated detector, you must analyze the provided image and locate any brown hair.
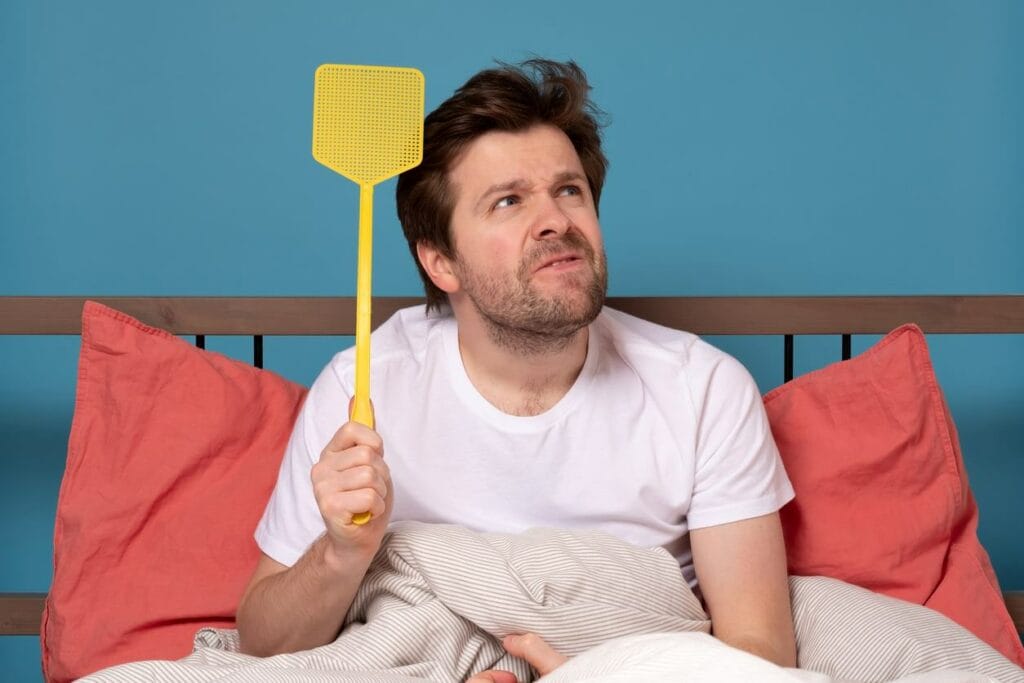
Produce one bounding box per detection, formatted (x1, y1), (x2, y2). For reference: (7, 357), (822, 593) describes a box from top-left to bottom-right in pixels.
(395, 58), (608, 312)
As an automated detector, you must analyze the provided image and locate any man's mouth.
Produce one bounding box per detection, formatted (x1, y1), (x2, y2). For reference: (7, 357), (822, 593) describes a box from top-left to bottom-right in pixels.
(535, 253), (583, 272)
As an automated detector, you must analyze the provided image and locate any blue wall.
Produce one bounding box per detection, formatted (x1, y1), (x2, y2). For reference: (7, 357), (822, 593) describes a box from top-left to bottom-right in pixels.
(2, 1), (1022, 678)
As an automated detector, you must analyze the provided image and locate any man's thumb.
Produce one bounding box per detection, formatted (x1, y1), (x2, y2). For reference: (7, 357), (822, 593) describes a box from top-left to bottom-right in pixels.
(502, 634), (567, 676)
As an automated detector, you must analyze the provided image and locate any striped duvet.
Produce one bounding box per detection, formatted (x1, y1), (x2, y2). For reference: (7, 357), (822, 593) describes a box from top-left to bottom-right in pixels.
(81, 522), (1023, 682)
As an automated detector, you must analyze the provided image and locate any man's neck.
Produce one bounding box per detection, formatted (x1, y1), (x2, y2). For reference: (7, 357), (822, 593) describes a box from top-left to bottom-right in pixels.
(454, 310), (591, 417)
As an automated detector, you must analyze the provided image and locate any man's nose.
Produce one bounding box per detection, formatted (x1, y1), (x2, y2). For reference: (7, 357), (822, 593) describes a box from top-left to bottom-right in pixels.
(530, 196), (573, 240)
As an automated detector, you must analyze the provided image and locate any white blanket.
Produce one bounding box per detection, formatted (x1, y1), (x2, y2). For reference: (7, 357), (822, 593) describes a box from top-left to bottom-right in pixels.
(82, 522), (1023, 682)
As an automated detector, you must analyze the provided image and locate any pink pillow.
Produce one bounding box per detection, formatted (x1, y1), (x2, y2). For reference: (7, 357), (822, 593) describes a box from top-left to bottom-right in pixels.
(42, 302), (308, 682)
(765, 324), (1024, 666)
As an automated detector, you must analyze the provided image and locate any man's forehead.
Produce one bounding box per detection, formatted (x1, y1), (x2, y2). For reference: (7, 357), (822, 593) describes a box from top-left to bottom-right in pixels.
(461, 124), (577, 156)
(449, 125), (585, 192)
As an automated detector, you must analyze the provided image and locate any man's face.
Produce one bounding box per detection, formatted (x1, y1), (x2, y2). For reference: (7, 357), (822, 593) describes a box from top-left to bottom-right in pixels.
(443, 124), (607, 344)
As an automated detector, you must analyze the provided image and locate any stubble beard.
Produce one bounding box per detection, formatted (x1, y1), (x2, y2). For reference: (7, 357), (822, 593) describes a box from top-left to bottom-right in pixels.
(453, 233), (608, 356)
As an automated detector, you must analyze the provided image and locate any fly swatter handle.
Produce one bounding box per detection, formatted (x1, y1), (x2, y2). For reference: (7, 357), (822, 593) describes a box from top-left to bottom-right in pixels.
(351, 183), (375, 526)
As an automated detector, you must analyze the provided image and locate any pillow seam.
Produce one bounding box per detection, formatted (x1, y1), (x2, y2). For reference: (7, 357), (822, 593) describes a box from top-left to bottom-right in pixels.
(44, 302), (98, 677)
(910, 329), (963, 513)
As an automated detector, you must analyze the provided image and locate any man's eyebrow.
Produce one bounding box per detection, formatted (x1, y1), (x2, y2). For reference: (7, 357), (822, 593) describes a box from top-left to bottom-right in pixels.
(479, 178), (527, 200)
(552, 171), (587, 186)
(475, 178), (528, 212)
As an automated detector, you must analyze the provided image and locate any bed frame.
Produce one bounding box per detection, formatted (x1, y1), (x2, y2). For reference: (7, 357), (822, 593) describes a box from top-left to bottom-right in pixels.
(2, 295), (1023, 639)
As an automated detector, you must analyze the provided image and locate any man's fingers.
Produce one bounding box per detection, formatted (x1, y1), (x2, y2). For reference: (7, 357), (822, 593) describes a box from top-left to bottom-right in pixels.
(317, 486), (387, 525)
(465, 671), (518, 683)
(325, 419), (383, 455)
(336, 464), (388, 500)
(312, 457), (390, 499)
(502, 633), (567, 676)
(464, 634), (566, 683)
(318, 446), (388, 483)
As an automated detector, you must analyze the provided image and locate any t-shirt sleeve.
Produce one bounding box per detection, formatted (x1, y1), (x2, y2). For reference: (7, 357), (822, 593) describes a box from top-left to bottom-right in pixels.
(254, 357), (351, 567)
(686, 353), (794, 530)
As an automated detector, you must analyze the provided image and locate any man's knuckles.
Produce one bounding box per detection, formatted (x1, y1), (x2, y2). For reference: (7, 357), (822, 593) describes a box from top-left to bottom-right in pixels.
(323, 444), (383, 468)
(348, 444), (384, 464)
(338, 463), (377, 488)
(328, 421), (383, 452)
(321, 475), (381, 503)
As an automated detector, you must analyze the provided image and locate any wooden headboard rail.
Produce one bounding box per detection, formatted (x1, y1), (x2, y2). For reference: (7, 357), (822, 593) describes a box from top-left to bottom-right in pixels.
(1, 295), (1022, 638)
(2, 295), (1024, 335)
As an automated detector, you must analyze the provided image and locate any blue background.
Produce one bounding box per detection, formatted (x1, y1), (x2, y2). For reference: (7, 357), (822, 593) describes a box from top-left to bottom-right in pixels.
(2, 1), (1022, 678)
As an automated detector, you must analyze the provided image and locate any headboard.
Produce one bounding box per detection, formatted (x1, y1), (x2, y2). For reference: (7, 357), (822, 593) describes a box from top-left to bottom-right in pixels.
(1, 294), (1022, 637)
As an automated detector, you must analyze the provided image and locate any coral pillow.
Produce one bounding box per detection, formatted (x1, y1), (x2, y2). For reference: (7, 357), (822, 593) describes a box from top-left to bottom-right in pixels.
(765, 324), (1024, 666)
(42, 301), (308, 682)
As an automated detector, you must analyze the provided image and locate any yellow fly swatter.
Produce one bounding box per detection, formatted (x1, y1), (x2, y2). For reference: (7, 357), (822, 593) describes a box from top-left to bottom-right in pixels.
(312, 64), (424, 525)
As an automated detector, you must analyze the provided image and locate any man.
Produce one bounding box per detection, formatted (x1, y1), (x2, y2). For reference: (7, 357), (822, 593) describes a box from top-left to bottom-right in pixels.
(236, 59), (797, 675)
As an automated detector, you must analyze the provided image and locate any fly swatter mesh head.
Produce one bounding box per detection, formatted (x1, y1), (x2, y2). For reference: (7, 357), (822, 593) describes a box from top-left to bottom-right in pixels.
(312, 64), (424, 186)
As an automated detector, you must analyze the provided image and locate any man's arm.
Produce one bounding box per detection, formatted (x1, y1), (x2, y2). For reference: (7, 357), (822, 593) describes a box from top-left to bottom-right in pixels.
(235, 540), (376, 656)
(689, 511), (796, 667)
(236, 418), (393, 656)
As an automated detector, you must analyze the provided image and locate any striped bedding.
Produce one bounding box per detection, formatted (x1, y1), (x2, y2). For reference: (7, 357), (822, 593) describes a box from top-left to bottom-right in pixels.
(81, 522), (1023, 682)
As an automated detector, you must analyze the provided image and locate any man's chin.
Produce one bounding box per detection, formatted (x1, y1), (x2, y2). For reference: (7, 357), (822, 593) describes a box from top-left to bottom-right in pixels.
(538, 296), (605, 332)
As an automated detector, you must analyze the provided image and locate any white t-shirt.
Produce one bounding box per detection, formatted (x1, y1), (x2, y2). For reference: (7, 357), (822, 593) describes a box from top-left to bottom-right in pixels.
(256, 306), (794, 588)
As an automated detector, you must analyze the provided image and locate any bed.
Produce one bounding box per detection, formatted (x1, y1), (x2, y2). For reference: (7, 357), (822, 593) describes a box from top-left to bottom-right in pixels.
(1, 294), (1022, 681)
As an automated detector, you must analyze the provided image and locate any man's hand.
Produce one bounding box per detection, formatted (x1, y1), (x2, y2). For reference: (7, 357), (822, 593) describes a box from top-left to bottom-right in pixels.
(466, 633), (568, 683)
(311, 411), (394, 563)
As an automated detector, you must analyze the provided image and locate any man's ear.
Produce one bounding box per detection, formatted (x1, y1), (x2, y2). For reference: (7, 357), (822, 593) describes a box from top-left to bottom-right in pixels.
(416, 241), (460, 294)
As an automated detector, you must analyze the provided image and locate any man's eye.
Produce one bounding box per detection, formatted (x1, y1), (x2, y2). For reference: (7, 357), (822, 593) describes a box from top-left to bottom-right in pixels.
(495, 195), (519, 209)
(559, 185), (582, 197)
